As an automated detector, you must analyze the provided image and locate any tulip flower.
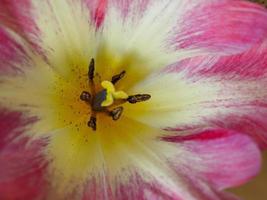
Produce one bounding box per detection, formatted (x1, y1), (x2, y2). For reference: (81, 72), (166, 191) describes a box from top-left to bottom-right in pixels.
(0, 0), (267, 199)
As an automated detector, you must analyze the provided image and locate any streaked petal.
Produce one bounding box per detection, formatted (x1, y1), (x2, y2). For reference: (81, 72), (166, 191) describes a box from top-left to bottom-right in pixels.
(127, 42), (267, 148)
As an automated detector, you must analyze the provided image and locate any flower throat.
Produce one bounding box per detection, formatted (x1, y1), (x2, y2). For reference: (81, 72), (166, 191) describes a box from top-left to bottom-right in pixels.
(80, 58), (151, 131)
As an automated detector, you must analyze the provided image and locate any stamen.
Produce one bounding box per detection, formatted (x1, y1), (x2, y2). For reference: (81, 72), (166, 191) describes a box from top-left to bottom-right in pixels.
(88, 116), (97, 131)
(111, 70), (126, 84)
(88, 58), (96, 100)
(79, 58), (151, 131)
(80, 91), (91, 102)
(127, 94), (151, 104)
(110, 107), (123, 120)
(88, 58), (95, 80)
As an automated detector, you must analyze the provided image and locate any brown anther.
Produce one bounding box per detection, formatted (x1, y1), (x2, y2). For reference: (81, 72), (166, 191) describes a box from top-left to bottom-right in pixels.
(80, 91), (91, 102)
(110, 107), (123, 121)
(88, 58), (95, 80)
(87, 116), (97, 131)
(111, 70), (126, 84)
(127, 94), (151, 104)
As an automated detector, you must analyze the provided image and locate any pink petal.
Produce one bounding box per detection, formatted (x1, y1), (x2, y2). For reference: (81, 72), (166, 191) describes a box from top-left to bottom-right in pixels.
(174, 0), (267, 54)
(0, 168), (46, 200)
(164, 129), (261, 190)
(0, 109), (47, 200)
(0, 0), (37, 39)
(84, 0), (107, 27)
(168, 41), (267, 79)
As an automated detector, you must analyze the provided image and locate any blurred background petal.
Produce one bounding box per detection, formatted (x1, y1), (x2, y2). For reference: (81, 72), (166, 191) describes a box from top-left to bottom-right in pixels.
(230, 151), (267, 199)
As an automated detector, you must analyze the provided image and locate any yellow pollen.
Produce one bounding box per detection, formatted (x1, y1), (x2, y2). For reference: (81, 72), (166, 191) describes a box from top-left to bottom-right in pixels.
(101, 80), (129, 107)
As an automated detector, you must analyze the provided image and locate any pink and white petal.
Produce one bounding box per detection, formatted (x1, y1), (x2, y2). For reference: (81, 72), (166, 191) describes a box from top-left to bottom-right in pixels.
(81, 129), (253, 200)
(82, 174), (185, 200)
(101, 0), (267, 69)
(0, 0), (106, 74)
(0, 109), (47, 200)
(127, 42), (267, 148)
(0, 0), (109, 37)
(163, 129), (261, 191)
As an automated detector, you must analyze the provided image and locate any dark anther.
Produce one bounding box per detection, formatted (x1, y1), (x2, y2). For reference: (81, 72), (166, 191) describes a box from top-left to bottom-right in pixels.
(88, 116), (97, 131)
(80, 91), (91, 102)
(110, 107), (123, 120)
(88, 58), (95, 80)
(127, 94), (151, 104)
(111, 70), (126, 84)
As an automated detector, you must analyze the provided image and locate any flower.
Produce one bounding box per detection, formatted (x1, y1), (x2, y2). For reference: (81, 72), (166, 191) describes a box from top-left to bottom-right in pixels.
(0, 0), (267, 199)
